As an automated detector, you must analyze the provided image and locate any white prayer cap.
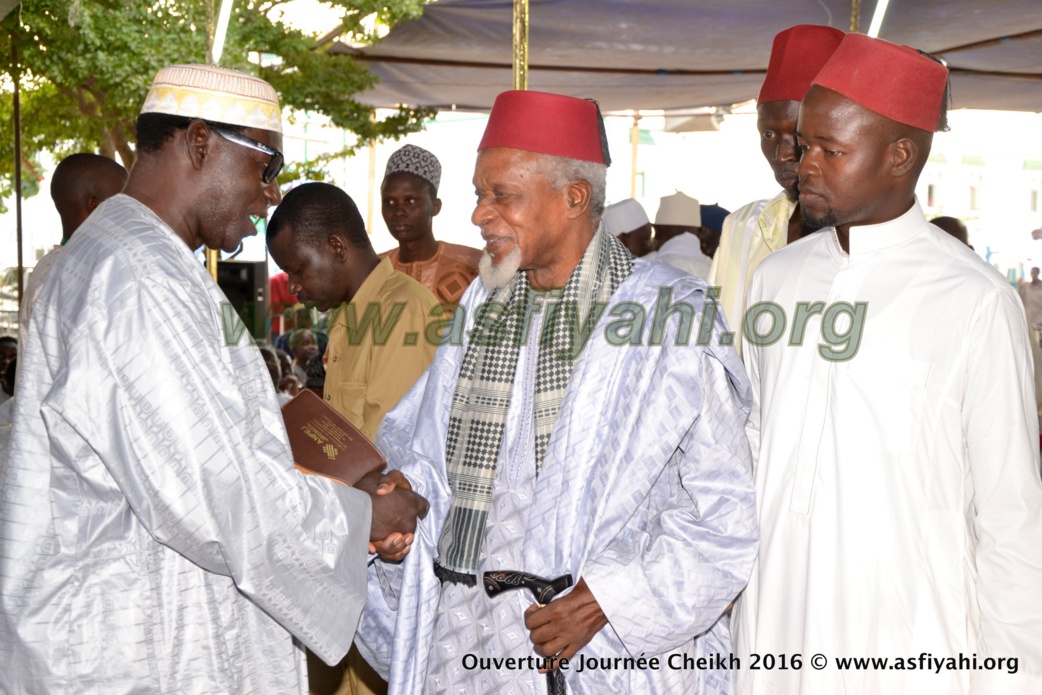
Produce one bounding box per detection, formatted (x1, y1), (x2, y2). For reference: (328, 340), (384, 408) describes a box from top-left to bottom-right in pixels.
(655, 191), (701, 227)
(603, 199), (650, 236)
(140, 64), (282, 134)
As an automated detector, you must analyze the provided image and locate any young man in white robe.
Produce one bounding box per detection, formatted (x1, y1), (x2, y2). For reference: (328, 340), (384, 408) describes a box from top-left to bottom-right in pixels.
(356, 89), (759, 695)
(0, 64), (427, 694)
(734, 34), (1042, 694)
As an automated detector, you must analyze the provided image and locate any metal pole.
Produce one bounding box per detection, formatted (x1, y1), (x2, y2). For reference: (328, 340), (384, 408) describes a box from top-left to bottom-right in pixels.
(849, 0), (861, 33)
(211, 0), (235, 65)
(512, 0), (529, 90)
(630, 115), (640, 198)
(367, 129), (377, 234)
(12, 38), (24, 309)
(205, 0), (220, 281)
(206, 249), (219, 281)
(205, 0), (215, 64)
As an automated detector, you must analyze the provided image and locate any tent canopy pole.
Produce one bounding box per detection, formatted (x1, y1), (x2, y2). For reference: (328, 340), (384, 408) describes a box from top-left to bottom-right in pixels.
(12, 36), (24, 310)
(513, 0), (529, 90)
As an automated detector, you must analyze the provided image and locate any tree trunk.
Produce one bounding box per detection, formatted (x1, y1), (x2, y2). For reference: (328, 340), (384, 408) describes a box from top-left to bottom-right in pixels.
(98, 138), (115, 160)
(109, 125), (137, 170)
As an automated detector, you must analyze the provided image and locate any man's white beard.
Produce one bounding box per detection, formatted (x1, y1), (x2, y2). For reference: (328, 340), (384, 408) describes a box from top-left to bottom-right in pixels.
(478, 245), (522, 291)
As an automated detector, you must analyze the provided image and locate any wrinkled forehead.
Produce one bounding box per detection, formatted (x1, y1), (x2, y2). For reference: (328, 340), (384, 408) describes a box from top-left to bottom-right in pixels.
(473, 147), (549, 185)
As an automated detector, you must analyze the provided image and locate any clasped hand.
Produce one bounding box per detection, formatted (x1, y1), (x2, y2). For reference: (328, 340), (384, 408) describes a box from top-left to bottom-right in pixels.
(524, 578), (608, 665)
(355, 470), (429, 561)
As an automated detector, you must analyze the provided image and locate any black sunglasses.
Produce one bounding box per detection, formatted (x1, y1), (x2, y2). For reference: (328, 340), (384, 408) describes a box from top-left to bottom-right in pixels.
(210, 126), (284, 184)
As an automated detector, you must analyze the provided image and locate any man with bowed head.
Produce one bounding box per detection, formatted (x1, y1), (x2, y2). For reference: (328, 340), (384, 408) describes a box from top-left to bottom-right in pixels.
(267, 181), (441, 695)
(708, 24), (844, 355)
(735, 34), (1042, 694)
(0, 64), (427, 693)
(355, 89), (758, 694)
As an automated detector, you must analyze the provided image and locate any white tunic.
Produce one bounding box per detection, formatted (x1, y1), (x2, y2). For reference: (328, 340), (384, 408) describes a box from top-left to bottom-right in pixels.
(17, 243), (63, 367)
(357, 260), (759, 694)
(734, 201), (1042, 694)
(647, 233), (712, 280)
(0, 195), (372, 693)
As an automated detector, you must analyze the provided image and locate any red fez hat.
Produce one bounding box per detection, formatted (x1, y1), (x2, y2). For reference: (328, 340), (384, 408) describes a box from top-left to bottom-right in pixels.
(812, 33), (949, 132)
(757, 25), (845, 104)
(478, 90), (610, 165)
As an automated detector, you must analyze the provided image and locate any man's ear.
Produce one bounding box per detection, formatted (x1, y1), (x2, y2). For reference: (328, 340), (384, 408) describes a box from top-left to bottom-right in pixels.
(327, 233), (350, 263)
(890, 137), (919, 178)
(563, 180), (592, 220)
(86, 195), (101, 213)
(432, 197), (443, 217)
(185, 120), (212, 172)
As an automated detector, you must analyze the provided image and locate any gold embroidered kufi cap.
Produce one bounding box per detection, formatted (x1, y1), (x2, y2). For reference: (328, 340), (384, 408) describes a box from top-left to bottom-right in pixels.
(140, 64), (282, 134)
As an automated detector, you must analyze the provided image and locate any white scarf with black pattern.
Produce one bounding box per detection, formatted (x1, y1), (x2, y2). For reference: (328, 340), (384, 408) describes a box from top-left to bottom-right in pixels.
(434, 226), (634, 585)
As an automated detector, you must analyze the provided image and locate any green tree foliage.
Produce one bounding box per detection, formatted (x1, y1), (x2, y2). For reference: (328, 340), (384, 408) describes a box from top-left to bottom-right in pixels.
(0, 0), (434, 210)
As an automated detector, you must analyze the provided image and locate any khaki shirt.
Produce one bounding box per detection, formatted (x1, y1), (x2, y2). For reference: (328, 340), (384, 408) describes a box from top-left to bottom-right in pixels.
(324, 258), (440, 440)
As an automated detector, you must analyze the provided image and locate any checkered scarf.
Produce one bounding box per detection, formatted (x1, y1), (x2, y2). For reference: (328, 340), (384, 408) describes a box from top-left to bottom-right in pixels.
(435, 226), (633, 585)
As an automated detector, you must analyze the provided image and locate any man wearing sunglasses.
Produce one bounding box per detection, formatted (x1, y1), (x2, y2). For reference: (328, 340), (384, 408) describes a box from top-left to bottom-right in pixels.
(211, 125), (285, 183)
(0, 64), (427, 694)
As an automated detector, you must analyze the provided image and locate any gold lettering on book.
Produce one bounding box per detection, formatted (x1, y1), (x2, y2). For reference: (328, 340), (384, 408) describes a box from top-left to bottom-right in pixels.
(301, 417), (354, 453)
(282, 390), (386, 486)
(302, 425), (325, 445)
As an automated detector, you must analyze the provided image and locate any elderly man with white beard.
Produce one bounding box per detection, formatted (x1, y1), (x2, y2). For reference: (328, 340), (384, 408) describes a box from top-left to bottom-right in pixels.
(354, 89), (758, 695)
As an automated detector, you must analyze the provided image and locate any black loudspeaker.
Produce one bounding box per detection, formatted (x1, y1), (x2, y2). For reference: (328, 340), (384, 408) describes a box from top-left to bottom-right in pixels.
(217, 259), (269, 341)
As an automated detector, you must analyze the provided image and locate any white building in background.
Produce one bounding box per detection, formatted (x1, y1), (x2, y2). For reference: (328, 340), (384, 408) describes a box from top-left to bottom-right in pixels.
(916, 110), (1042, 280)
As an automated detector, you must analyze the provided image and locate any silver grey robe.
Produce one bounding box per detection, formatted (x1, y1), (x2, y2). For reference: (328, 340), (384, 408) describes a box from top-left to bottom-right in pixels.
(357, 259), (759, 694)
(0, 195), (370, 694)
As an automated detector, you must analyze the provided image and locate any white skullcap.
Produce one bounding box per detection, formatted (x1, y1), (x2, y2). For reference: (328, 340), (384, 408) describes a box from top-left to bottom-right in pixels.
(140, 64), (282, 134)
(603, 199), (650, 236)
(655, 191), (701, 227)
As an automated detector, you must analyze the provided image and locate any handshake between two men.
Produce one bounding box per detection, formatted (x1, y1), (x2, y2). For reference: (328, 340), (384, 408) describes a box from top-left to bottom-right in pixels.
(356, 470), (429, 562)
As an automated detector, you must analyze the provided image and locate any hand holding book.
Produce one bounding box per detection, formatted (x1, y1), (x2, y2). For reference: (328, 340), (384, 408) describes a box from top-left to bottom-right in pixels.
(282, 391), (429, 560)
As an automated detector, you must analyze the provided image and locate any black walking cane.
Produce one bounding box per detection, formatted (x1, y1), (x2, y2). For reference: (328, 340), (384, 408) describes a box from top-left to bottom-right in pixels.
(483, 570), (574, 695)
